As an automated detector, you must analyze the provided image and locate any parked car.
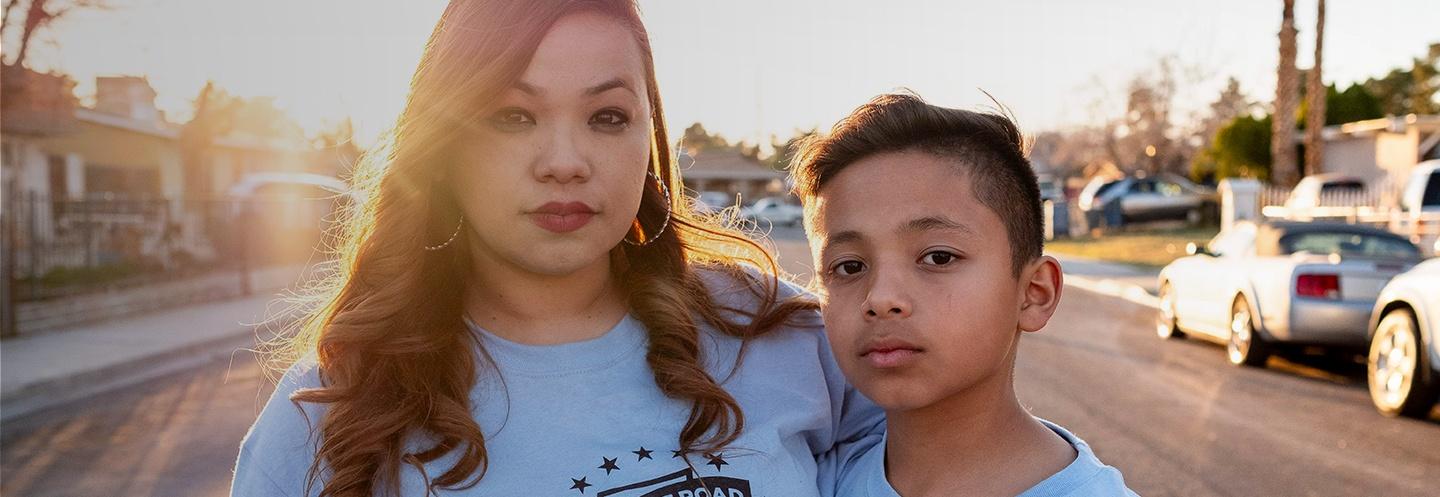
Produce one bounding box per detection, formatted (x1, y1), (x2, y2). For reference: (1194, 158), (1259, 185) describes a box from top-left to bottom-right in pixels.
(1394, 159), (1440, 254)
(1366, 258), (1440, 418)
(740, 197), (803, 227)
(1037, 174), (1065, 203)
(1078, 174), (1216, 227)
(1284, 173), (1368, 210)
(1156, 220), (1423, 367)
(691, 191), (736, 215)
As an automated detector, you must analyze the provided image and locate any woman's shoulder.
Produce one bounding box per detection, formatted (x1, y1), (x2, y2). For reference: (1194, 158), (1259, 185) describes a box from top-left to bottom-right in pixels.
(694, 263), (819, 323)
(233, 355), (328, 495)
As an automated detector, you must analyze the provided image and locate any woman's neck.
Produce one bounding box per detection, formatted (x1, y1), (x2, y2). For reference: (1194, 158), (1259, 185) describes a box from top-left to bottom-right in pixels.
(462, 250), (628, 345)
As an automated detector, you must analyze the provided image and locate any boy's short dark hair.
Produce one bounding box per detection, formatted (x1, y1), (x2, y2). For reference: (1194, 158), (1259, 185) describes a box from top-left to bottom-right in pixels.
(791, 92), (1043, 276)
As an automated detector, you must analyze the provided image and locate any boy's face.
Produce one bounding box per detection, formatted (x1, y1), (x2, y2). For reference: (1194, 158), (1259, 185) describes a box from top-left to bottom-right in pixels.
(805, 150), (1057, 411)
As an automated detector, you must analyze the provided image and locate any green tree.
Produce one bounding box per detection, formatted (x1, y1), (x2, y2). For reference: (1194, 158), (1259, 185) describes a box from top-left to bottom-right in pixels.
(1326, 84), (1384, 124)
(1298, 82), (1384, 128)
(680, 122), (729, 153)
(1194, 115), (1272, 182)
(765, 129), (816, 171)
(1363, 45), (1440, 116)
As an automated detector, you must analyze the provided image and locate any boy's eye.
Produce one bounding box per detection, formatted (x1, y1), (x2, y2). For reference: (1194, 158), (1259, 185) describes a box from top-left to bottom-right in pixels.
(920, 250), (959, 266)
(589, 108), (630, 132)
(488, 108), (535, 132)
(831, 260), (866, 277)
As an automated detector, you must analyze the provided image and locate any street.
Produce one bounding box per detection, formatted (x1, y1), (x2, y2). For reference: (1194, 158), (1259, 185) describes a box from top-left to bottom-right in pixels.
(3, 228), (1438, 497)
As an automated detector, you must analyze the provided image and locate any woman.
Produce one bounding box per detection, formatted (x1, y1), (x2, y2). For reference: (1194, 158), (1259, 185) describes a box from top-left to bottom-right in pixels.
(230, 1), (881, 496)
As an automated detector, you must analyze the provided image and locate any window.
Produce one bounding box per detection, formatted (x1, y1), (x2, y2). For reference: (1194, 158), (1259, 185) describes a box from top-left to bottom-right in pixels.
(85, 165), (160, 196)
(1422, 172), (1440, 208)
(1280, 232), (1419, 260)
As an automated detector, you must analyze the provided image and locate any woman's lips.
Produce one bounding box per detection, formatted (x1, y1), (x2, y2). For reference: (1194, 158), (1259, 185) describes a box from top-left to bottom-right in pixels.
(530, 201), (596, 233)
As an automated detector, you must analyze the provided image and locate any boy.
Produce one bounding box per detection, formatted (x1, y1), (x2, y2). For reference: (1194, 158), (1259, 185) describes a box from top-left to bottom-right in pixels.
(796, 93), (1137, 497)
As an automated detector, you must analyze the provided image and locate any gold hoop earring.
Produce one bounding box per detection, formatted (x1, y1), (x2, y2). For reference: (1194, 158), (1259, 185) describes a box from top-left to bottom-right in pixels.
(623, 172), (672, 246)
(425, 217), (464, 251)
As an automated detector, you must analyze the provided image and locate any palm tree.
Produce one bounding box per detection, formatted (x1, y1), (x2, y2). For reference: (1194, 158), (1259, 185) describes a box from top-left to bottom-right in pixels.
(1272, 0), (1300, 186)
(1305, 0), (1327, 177)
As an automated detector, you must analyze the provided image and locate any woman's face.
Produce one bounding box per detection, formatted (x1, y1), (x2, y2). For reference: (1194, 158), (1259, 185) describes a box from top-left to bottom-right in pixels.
(451, 11), (653, 278)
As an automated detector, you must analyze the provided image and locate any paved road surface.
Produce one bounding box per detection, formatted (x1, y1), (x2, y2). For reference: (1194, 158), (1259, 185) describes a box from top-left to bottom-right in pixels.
(3, 228), (1437, 496)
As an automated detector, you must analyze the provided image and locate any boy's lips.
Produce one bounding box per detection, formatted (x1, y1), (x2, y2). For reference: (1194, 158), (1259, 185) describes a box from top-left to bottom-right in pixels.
(859, 337), (924, 369)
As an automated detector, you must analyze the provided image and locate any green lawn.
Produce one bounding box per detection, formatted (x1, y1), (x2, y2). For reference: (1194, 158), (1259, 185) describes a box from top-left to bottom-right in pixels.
(1045, 226), (1220, 269)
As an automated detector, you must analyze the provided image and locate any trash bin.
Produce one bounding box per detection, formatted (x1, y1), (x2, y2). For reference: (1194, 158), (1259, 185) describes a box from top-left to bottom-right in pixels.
(1044, 200), (1070, 240)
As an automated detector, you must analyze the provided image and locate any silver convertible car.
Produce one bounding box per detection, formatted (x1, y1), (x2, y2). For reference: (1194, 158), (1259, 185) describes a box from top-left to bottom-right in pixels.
(1157, 221), (1423, 366)
(1367, 258), (1440, 418)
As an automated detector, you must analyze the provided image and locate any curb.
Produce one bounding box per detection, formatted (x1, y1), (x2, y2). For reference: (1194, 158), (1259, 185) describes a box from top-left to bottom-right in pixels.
(0, 322), (287, 422)
(1064, 274), (1160, 309)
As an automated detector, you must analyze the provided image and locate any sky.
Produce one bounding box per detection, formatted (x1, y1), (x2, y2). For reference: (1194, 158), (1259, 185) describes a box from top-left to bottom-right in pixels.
(11, 0), (1439, 149)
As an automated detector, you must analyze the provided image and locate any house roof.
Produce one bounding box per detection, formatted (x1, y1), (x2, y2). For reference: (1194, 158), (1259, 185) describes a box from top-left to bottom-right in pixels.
(74, 108), (179, 140)
(1325, 114), (1440, 139)
(680, 148), (785, 181)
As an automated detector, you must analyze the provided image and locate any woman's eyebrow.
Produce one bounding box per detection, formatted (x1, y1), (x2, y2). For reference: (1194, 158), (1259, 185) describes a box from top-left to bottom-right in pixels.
(508, 77), (636, 97)
(584, 77), (635, 96)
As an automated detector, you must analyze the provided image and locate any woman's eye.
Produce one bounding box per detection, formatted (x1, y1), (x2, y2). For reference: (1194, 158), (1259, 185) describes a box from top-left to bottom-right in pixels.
(589, 109), (630, 131)
(920, 251), (959, 266)
(831, 260), (866, 277)
(488, 108), (535, 132)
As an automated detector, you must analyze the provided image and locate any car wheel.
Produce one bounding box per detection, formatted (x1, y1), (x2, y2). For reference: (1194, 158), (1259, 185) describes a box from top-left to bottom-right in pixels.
(1228, 298), (1271, 367)
(1368, 309), (1439, 418)
(1156, 283), (1185, 339)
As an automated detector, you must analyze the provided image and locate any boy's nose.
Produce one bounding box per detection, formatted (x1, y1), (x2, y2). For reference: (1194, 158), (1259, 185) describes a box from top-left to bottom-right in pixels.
(862, 288), (912, 320)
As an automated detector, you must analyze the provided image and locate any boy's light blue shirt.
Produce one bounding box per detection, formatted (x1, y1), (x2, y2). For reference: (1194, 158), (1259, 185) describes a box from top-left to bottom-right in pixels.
(833, 418), (1138, 497)
(231, 270), (884, 497)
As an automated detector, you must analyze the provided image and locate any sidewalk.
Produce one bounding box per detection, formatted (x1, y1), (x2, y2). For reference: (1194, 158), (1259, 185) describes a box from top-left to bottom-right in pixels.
(0, 265), (315, 421)
(1052, 253), (1162, 309)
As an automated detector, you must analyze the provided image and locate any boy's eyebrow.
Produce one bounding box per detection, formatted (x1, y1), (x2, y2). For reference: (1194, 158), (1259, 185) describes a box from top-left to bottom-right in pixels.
(900, 215), (976, 236)
(823, 230), (864, 248)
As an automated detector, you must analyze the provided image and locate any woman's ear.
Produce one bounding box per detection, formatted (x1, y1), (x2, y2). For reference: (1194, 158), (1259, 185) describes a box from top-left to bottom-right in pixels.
(1018, 255), (1063, 333)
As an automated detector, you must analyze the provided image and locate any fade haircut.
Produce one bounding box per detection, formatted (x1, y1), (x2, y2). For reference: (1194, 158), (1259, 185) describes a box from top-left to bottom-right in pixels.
(791, 92), (1043, 276)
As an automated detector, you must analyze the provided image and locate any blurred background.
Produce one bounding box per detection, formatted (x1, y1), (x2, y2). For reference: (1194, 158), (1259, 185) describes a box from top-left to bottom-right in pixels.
(1, 1), (1438, 496)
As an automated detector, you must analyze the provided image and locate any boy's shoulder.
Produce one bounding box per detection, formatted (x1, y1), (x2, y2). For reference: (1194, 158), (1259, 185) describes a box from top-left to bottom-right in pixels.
(830, 418), (1138, 497)
(1018, 418), (1139, 497)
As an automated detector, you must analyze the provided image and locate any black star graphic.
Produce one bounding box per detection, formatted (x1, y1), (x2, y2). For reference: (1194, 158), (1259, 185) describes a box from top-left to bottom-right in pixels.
(633, 447), (654, 460)
(570, 477), (592, 494)
(598, 457), (620, 475)
(705, 453), (729, 472)
(671, 449), (685, 459)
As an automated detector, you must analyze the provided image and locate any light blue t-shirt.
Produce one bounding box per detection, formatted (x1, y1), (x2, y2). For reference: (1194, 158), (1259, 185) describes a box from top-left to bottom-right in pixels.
(231, 270), (884, 497)
(833, 418), (1137, 497)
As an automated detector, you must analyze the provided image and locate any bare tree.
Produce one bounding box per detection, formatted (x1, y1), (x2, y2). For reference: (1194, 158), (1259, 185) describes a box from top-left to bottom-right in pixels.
(1272, 0), (1300, 186)
(5, 0), (112, 68)
(1304, 0), (1327, 177)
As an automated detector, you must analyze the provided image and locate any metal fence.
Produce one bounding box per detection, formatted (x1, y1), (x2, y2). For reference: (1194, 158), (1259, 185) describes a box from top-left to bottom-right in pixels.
(2, 191), (347, 304)
(1257, 183), (1440, 255)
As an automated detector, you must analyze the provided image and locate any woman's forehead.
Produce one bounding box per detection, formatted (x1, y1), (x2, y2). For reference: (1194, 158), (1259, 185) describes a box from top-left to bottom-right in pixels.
(513, 11), (648, 99)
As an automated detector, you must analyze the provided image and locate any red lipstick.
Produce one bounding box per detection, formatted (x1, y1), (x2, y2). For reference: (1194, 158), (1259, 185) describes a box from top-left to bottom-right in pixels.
(530, 201), (596, 233)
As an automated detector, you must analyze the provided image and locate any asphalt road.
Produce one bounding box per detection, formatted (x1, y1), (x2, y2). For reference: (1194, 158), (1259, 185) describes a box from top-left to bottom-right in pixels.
(3, 227), (1437, 496)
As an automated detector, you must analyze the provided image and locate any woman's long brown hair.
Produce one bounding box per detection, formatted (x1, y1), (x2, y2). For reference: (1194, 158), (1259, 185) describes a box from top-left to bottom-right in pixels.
(267, 1), (815, 495)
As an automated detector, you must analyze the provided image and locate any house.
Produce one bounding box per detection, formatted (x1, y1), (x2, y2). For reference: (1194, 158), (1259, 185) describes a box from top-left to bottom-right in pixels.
(1321, 114), (1440, 196)
(1, 74), (338, 274)
(678, 148), (788, 205)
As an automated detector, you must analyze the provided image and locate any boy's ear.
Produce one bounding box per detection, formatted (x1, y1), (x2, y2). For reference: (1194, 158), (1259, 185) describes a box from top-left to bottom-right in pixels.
(1018, 255), (1063, 333)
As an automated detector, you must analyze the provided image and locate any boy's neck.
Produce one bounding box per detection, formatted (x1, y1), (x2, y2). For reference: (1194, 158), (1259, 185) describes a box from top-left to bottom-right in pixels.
(883, 366), (1076, 497)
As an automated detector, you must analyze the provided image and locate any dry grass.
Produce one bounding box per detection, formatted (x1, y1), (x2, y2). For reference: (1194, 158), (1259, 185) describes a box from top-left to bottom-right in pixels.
(1045, 225), (1220, 269)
